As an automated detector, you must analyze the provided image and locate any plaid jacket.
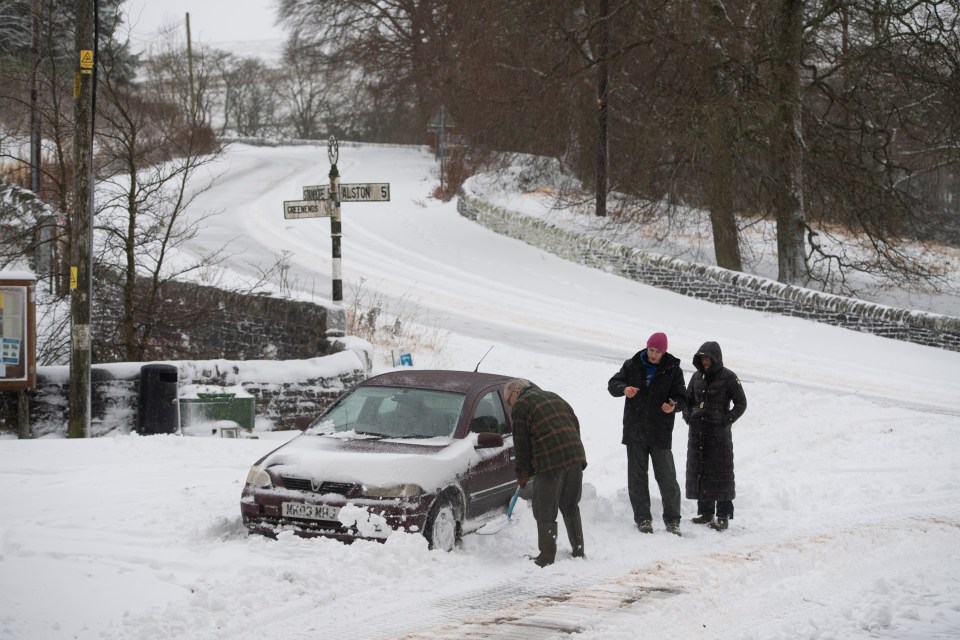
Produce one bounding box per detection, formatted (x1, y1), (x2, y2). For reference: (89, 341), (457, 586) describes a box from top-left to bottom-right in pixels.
(512, 388), (587, 476)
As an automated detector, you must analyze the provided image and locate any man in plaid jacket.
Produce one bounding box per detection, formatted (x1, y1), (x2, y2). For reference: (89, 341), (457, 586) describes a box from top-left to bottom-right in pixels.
(505, 379), (588, 567)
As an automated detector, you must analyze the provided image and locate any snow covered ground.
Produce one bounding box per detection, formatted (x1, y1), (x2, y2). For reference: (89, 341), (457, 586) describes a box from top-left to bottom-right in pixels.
(2, 143), (959, 639)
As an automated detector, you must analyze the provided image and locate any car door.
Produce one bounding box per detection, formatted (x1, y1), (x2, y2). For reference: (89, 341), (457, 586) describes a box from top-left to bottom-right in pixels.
(462, 388), (517, 519)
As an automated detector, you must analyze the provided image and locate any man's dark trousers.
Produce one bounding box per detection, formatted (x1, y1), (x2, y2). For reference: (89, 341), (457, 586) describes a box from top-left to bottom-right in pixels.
(627, 442), (681, 525)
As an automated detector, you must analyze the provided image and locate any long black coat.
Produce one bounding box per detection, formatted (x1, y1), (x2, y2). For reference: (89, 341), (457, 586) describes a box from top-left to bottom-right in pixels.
(608, 349), (687, 450)
(683, 341), (747, 501)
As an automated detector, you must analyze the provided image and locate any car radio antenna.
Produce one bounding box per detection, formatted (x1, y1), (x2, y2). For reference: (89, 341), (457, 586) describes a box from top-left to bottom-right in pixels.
(473, 345), (495, 372)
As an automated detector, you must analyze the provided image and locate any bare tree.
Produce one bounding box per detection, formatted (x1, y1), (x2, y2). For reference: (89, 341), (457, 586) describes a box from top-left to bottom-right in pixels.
(277, 0), (459, 142)
(798, 0), (960, 293)
(223, 56), (280, 137)
(279, 30), (338, 139)
(94, 35), (228, 361)
(139, 30), (218, 129)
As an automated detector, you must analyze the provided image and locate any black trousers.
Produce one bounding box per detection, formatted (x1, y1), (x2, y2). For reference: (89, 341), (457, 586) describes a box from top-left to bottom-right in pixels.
(626, 443), (681, 525)
(697, 499), (734, 519)
(532, 464), (583, 523)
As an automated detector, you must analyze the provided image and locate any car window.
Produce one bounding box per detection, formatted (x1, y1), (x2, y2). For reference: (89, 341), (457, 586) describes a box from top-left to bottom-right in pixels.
(468, 391), (509, 435)
(309, 386), (465, 438)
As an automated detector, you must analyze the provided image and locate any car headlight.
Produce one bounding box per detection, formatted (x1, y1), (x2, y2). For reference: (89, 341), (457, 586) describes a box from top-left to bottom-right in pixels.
(363, 483), (423, 498)
(245, 466), (273, 488)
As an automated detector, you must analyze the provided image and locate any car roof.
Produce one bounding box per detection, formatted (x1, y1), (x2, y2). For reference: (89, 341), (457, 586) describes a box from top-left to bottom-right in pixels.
(359, 369), (514, 394)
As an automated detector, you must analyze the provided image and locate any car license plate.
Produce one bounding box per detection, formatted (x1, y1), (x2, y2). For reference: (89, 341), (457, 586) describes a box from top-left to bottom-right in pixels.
(282, 502), (340, 521)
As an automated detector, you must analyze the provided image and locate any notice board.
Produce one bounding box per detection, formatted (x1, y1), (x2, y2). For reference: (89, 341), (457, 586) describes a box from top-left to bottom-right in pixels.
(0, 278), (36, 391)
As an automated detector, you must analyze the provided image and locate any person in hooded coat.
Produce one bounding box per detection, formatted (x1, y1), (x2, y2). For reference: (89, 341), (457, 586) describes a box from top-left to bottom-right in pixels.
(608, 332), (687, 535)
(683, 341), (747, 531)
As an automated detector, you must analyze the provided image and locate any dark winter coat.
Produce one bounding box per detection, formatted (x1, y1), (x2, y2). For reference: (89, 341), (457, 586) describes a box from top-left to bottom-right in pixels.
(683, 341), (747, 502)
(608, 350), (687, 450)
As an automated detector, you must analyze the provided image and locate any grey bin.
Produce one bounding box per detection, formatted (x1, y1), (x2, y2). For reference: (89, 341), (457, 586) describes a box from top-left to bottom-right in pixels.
(137, 364), (180, 435)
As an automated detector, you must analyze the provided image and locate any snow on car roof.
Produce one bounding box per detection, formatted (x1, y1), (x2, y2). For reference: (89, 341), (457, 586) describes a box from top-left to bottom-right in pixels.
(361, 369), (515, 393)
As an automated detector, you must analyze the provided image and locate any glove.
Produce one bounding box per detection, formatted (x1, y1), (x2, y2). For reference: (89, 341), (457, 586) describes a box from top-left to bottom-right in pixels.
(517, 472), (530, 489)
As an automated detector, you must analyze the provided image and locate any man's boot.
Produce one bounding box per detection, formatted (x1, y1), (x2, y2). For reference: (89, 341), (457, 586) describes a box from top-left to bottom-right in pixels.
(564, 516), (585, 558)
(532, 522), (558, 567)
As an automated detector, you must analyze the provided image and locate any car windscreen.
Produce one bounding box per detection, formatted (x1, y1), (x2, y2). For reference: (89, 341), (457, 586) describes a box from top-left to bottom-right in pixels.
(307, 386), (466, 439)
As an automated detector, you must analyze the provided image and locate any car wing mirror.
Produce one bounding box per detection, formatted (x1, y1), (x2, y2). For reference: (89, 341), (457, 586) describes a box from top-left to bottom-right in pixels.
(475, 432), (504, 449)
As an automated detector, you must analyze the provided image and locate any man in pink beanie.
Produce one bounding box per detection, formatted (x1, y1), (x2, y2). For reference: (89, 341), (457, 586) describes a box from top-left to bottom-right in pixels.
(607, 331), (687, 535)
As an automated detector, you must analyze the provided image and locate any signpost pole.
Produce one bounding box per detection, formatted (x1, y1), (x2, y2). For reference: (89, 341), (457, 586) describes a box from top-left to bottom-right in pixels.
(283, 137), (388, 309)
(328, 136), (342, 303)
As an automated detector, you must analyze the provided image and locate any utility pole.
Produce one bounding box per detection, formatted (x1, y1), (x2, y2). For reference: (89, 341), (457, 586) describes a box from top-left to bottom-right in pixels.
(69, 0), (97, 438)
(595, 0), (609, 218)
(29, 0), (41, 195)
(427, 106), (454, 194)
(186, 13), (195, 119)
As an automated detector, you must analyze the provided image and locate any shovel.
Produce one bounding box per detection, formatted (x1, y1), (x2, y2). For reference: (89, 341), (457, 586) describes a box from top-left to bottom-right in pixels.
(476, 487), (521, 535)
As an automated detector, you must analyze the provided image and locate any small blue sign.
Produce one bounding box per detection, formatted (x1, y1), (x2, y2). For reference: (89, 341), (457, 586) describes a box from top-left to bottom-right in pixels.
(1, 338), (20, 364)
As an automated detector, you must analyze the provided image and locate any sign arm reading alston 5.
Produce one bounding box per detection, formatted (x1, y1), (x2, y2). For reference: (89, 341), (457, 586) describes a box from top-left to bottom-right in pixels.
(301, 183), (391, 202)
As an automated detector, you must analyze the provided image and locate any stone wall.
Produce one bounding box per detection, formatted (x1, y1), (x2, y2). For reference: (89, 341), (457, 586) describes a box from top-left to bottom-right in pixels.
(458, 191), (960, 352)
(2, 182), (347, 363)
(91, 268), (347, 362)
(0, 351), (368, 437)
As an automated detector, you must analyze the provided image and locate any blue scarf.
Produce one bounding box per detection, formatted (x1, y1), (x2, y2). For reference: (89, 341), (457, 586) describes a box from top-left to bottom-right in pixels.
(641, 351), (659, 386)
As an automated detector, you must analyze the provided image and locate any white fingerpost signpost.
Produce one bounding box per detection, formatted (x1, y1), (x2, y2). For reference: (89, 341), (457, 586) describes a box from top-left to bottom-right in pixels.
(282, 136), (391, 303)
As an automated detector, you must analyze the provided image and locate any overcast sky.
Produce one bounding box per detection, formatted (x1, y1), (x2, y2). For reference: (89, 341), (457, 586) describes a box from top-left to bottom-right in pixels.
(122, 0), (285, 51)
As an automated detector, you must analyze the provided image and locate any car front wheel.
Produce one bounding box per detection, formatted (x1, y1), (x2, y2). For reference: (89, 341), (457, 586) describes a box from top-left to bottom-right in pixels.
(425, 496), (460, 552)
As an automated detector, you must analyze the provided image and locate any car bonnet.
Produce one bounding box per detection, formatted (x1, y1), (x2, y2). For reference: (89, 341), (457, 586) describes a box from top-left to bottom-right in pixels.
(259, 432), (485, 494)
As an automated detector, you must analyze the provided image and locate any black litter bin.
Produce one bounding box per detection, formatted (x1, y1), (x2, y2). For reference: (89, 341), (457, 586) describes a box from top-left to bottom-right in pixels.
(138, 364), (179, 434)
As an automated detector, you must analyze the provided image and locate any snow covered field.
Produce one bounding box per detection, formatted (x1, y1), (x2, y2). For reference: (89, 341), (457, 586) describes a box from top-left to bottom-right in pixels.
(2, 143), (959, 639)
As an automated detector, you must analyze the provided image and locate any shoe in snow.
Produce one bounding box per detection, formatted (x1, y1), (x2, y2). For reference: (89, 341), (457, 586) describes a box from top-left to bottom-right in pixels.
(709, 517), (729, 532)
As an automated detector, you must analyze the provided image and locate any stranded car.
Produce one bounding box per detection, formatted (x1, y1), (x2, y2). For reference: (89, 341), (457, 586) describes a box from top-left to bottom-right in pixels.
(240, 370), (528, 551)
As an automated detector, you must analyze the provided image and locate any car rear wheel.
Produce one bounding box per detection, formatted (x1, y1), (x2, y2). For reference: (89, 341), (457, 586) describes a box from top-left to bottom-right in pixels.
(425, 496), (460, 552)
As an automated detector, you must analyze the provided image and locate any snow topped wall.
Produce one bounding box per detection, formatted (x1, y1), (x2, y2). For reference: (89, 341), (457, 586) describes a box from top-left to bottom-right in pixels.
(0, 351), (368, 438)
(457, 191), (960, 352)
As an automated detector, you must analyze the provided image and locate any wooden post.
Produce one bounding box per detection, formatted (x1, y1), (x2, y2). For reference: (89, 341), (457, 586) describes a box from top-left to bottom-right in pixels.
(18, 390), (30, 439)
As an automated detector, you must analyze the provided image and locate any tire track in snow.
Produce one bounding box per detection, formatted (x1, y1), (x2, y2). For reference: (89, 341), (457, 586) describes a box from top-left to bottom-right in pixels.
(199, 506), (959, 640)
(394, 514), (960, 640)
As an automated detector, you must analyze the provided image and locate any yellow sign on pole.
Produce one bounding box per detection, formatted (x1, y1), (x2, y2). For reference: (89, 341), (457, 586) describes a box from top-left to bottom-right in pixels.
(70, 266), (78, 290)
(80, 49), (94, 74)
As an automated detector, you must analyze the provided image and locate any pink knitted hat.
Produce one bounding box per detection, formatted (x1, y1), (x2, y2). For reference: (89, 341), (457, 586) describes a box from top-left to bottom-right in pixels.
(646, 332), (668, 352)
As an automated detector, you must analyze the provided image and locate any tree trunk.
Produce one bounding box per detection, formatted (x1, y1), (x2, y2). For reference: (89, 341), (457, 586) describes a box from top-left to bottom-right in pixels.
(770, 0), (807, 285)
(707, 111), (743, 270)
